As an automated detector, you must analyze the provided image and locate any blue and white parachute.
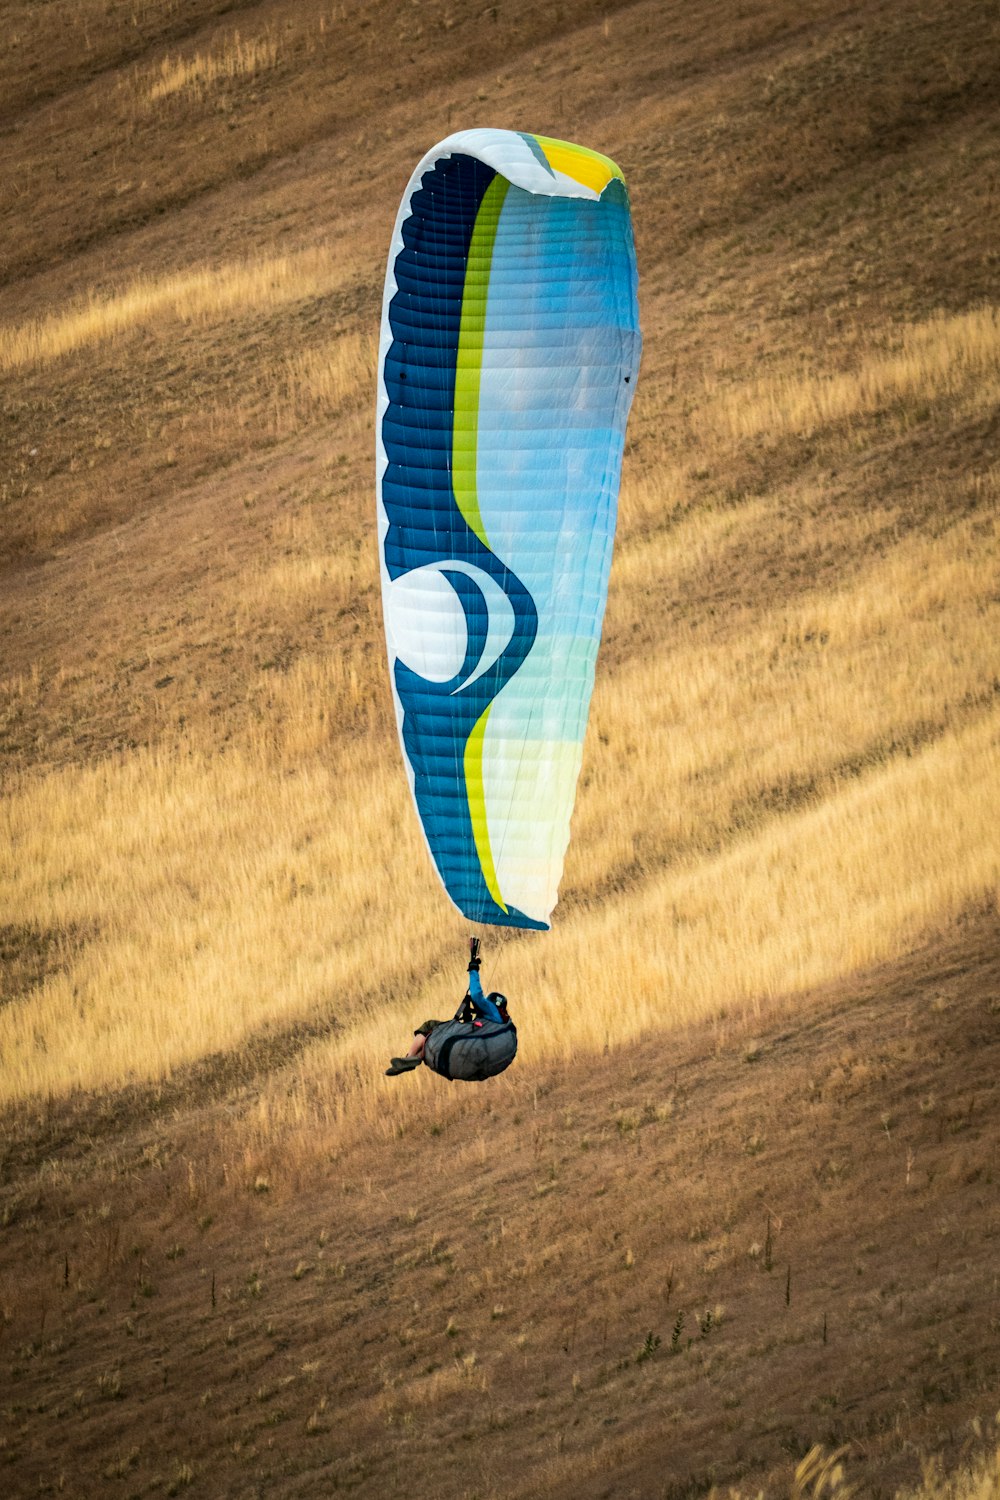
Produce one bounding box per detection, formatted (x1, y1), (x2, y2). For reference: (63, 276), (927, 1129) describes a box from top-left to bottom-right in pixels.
(376, 128), (641, 930)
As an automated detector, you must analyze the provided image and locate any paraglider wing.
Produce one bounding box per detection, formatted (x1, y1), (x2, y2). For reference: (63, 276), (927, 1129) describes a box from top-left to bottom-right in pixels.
(376, 128), (641, 930)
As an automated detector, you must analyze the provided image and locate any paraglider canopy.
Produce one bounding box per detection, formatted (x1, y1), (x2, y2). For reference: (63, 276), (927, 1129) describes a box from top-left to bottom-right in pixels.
(376, 129), (641, 930)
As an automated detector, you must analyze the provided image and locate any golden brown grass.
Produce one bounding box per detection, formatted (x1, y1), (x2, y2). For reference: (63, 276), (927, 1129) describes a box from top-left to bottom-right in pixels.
(715, 1438), (1000, 1499)
(3, 228), (998, 1111)
(281, 332), (377, 424)
(909, 1444), (1000, 1500)
(4, 909), (997, 1500)
(142, 6), (352, 105)
(147, 31), (280, 103)
(701, 304), (1000, 444)
(0, 245), (373, 554)
(0, 250), (345, 371)
(0, 739), (419, 1104)
(600, 494), (1000, 860)
(2, 481), (996, 1112)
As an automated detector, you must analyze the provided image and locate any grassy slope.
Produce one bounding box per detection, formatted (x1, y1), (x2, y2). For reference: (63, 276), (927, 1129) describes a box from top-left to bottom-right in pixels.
(3, 915), (999, 1499)
(1, 0), (999, 1494)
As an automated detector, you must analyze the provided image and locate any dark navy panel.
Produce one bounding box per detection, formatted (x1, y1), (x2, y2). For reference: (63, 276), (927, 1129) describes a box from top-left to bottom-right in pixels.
(381, 151), (544, 929)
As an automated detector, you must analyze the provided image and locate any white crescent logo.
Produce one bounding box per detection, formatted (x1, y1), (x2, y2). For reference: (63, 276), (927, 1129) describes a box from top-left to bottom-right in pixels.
(384, 561), (516, 693)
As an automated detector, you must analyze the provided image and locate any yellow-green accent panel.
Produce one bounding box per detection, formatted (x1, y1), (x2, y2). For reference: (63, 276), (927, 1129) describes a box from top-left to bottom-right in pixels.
(464, 704), (507, 913)
(531, 134), (624, 194)
(452, 173), (510, 547)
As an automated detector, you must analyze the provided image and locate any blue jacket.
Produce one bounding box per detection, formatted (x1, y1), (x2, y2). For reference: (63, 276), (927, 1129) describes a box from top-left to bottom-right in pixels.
(465, 969), (505, 1023)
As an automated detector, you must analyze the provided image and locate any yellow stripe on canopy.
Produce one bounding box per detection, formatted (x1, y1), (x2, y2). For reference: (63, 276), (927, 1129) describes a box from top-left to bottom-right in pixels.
(532, 134), (624, 195)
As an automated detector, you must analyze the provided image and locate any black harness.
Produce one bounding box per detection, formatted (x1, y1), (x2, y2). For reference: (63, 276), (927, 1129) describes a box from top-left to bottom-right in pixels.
(423, 995), (518, 1083)
(430, 1018), (517, 1081)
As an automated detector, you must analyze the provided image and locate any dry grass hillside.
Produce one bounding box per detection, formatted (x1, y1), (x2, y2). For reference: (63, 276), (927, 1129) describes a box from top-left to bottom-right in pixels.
(1, 1), (998, 1496)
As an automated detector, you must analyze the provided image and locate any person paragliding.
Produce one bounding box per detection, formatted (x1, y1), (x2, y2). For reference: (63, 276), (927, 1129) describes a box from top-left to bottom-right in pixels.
(385, 938), (517, 1081)
(376, 129), (640, 1079)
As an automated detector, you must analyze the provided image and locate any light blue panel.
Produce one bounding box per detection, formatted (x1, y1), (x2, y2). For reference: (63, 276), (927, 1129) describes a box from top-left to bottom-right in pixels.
(472, 181), (640, 916)
(478, 182), (639, 725)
